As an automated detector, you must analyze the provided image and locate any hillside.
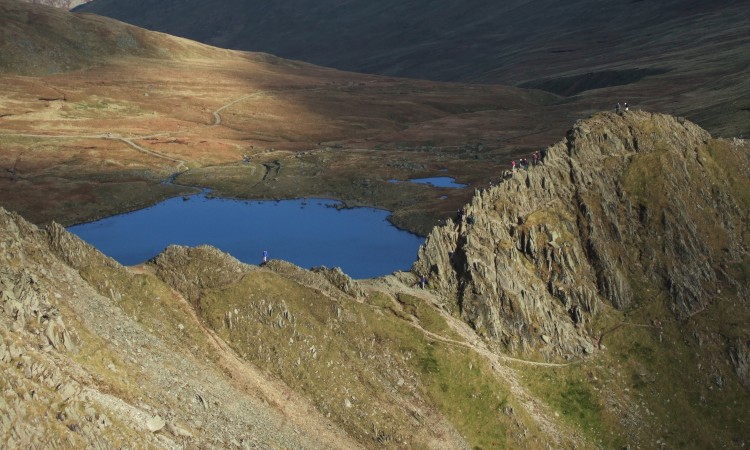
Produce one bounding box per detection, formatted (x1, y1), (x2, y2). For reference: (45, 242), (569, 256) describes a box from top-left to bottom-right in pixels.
(75, 0), (750, 137)
(0, 0), (233, 76)
(19, 0), (89, 9)
(71, 0), (744, 84)
(2, 111), (749, 448)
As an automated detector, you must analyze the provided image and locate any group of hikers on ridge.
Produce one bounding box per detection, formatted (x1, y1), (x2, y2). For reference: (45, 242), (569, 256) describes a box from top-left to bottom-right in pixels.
(511, 148), (546, 173)
(510, 102), (631, 173)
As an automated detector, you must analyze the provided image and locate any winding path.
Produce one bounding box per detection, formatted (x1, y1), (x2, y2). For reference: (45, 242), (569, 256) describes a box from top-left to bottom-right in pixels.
(212, 93), (262, 126)
(0, 90), (287, 170)
(359, 277), (587, 445)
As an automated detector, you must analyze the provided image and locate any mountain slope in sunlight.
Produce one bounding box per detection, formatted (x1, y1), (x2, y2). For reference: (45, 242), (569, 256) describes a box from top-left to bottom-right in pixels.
(19, 0), (90, 9)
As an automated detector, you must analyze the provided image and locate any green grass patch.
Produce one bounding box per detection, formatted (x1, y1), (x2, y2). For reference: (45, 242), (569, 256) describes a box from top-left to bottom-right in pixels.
(366, 290), (395, 309)
(521, 364), (609, 442)
(416, 343), (511, 449)
(597, 292), (750, 448)
(397, 293), (461, 339)
(194, 271), (514, 447)
(557, 377), (599, 424)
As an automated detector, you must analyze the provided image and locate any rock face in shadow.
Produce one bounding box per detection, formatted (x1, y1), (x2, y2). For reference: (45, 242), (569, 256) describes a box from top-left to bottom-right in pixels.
(414, 111), (749, 358)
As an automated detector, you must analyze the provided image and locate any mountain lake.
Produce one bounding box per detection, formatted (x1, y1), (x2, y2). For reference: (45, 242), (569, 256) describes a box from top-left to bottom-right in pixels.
(67, 191), (425, 279)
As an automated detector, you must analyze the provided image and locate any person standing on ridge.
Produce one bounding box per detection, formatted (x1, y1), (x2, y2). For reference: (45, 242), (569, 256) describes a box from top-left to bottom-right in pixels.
(262, 250), (268, 264)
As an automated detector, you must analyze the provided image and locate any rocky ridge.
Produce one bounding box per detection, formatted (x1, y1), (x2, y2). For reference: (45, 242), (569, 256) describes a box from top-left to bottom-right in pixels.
(0, 209), (356, 449)
(415, 111), (749, 360)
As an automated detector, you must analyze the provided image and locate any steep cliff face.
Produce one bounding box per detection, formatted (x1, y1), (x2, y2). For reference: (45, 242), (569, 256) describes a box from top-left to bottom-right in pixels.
(415, 111), (749, 358)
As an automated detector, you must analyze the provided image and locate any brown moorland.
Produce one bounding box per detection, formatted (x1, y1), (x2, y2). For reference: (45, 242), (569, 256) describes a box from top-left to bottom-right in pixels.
(0, 0), (579, 234)
(2, 0), (749, 236)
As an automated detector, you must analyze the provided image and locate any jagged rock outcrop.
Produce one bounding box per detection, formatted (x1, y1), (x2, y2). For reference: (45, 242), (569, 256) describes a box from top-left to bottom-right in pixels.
(414, 111), (749, 358)
(150, 245), (255, 303)
(730, 338), (750, 388)
(46, 222), (121, 272)
(310, 266), (365, 299)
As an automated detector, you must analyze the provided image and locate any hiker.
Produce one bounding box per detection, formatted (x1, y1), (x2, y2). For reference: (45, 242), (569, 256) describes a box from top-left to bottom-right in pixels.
(467, 213), (475, 225)
(540, 148), (547, 163)
(532, 152), (539, 166)
(615, 102), (621, 114)
(420, 275), (427, 289)
(511, 160), (517, 172)
(262, 250), (268, 264)
(624, 102), (629, 112)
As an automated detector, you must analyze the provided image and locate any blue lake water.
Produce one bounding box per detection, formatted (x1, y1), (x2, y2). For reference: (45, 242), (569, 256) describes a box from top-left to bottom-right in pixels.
(389, 177), (467, 188)
(67, 192), (425, 279)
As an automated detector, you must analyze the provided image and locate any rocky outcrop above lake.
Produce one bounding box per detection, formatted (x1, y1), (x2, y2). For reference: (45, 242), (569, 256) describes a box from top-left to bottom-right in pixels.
(414, 111), (749, 359)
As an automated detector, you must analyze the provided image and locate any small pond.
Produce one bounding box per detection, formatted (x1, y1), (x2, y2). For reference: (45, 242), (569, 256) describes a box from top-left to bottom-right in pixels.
(389, 177), (468, 188)
(68, 192), (425, 279)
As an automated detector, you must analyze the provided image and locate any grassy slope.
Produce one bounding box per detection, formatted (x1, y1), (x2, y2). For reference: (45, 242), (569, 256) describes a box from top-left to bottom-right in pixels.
(195, 270), (520, 448)
(0, 0), (228, 76)
(2, 2), (748, 448)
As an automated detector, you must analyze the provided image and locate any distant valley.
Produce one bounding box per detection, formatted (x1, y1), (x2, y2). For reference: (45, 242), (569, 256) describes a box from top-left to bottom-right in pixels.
(75, 0), (750, 137)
